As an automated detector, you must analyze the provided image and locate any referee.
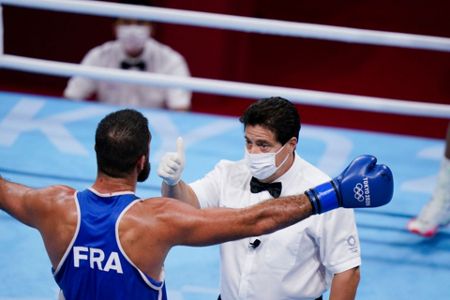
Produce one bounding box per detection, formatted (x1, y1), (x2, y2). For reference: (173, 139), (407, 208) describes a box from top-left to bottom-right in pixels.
(159, 97), (361, 300)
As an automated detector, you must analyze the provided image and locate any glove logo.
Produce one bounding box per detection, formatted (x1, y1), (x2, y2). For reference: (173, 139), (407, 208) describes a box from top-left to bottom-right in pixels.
(353, 183), (364, 202)
(353, 177), (371, 206)
(353, 177), (370, 206)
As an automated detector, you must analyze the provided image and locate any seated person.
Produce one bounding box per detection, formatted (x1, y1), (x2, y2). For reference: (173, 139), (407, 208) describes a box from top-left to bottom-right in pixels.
(64, 0), (191, 110)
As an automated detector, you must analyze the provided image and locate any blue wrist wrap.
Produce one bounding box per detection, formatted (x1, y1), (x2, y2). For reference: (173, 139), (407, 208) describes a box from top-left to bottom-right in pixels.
(306, 181), (339, 214)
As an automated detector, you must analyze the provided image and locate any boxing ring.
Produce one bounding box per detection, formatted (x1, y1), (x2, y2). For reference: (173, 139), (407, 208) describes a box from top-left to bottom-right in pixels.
(0, 1), (450, 299)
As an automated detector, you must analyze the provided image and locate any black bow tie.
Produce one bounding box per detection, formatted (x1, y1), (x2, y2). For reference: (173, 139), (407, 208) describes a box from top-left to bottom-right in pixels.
(250, 177), (282, 198)
(120, 60), (146, 71)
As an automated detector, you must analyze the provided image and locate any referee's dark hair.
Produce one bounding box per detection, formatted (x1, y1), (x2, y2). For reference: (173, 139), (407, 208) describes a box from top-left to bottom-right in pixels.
(239, 96), (301, 145)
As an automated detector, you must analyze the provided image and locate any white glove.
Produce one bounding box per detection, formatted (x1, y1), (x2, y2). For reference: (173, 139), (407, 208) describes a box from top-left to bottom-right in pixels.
(158, 137), (185, 186)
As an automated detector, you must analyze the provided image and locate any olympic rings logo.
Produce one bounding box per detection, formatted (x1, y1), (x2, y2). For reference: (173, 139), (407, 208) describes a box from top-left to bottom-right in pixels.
(353, 183), (364, 202)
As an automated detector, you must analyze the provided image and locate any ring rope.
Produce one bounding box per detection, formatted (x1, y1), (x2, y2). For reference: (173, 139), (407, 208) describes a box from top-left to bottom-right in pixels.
(1, 0), (450, 52)
(1, 54), (449, 118)
(0, 0), (449, 118)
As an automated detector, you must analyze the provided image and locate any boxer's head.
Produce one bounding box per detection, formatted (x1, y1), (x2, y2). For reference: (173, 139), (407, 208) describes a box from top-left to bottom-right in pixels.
(95, 109), (151, 182)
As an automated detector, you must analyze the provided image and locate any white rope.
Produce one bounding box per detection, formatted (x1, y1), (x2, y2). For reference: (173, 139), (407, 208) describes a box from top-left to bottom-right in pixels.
(1, 0), (450, 52)
(0, 0), (448, 118)
(1, 54), (449, 118)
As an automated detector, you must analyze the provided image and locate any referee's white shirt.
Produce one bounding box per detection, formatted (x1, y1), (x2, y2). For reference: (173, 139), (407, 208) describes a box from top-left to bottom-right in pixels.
(190, 154), (361, 300)
(64, 38), (191, 109)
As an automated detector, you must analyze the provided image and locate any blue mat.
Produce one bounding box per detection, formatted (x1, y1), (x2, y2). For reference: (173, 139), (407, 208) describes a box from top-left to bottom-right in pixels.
(0, 91), (448, 299)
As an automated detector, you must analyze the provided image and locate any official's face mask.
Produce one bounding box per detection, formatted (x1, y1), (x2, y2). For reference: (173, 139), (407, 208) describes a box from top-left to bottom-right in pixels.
(245, 144), (289, 180)
(116, 24), (150, 55)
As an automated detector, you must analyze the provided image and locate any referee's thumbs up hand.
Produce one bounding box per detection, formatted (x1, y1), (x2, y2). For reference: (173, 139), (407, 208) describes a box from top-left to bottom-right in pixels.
(158, 137), (185, 186)
(176, 136), (185, 165)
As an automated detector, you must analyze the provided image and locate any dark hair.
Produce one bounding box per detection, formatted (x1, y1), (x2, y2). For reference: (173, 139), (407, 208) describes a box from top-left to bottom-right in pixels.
(95, 109), (151, 178)
(239, 97), (301, 144)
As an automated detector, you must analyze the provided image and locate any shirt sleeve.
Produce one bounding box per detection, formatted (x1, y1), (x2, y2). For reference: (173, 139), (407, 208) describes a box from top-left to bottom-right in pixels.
(316, 208), (361, 274)
(63, 48), (100, 100)
(189, 160), (227, 209)
(159, 50), (192, 110)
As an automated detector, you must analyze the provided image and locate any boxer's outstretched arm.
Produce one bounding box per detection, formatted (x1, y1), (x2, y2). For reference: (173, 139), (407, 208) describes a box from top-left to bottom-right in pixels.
(0, 176), (73, 228)
(148, 193), (314, 248)
(155, 155), (394, 247)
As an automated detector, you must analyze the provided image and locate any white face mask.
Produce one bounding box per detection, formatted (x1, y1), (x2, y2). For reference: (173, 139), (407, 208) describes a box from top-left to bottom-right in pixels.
(116, 24), (150, 55)
(245, 144), (289, 181)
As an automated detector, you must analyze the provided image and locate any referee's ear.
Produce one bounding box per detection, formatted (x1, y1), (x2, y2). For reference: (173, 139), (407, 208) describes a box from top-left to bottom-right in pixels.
(287, 137), (298, 153)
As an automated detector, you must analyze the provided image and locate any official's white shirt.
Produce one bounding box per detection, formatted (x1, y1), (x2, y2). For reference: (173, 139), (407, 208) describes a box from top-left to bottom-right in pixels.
(64, 38), (191, 109)
(190, 154), (361, 300)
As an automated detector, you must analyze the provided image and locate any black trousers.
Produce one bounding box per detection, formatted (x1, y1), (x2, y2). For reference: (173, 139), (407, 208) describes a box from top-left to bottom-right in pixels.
(218, 295), (322, 300)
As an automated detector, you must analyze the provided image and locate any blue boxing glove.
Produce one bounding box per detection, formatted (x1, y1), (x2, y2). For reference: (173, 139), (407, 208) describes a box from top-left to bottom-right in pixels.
(305, 155), (394, 214)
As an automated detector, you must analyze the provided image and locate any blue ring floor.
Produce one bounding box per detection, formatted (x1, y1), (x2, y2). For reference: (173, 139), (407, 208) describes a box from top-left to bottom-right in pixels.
(0, 91), (449, 299)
